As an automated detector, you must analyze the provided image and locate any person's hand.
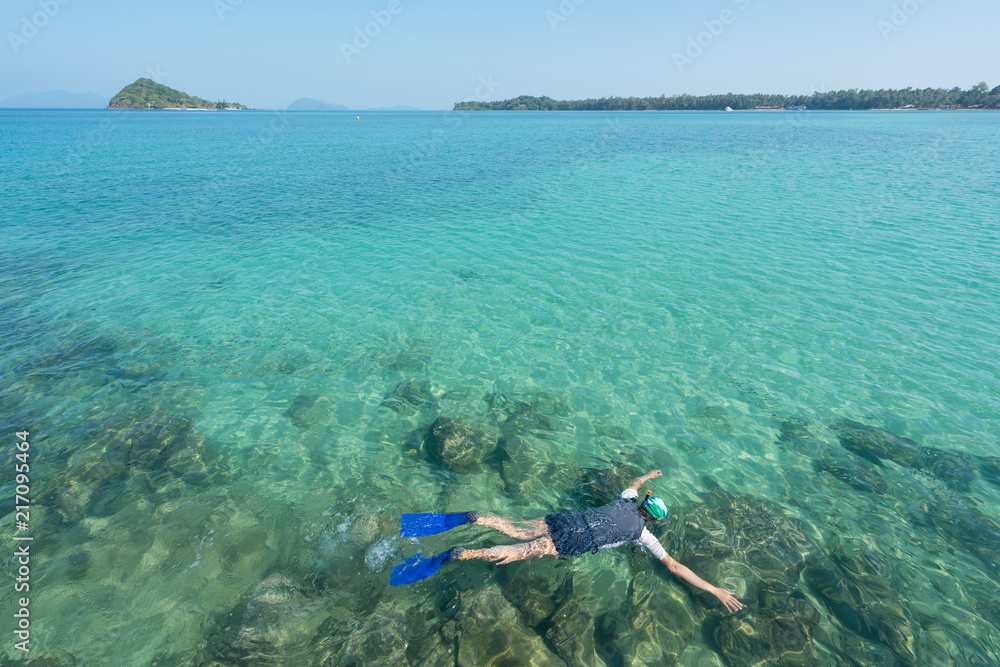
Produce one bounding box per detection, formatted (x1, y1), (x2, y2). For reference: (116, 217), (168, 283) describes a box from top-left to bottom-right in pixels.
(713, 587), (743, 613)
(647, 470), (662, 479)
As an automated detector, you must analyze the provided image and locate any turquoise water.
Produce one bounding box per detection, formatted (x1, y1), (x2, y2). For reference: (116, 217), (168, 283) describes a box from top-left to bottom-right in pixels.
(1, 109), (999, 665)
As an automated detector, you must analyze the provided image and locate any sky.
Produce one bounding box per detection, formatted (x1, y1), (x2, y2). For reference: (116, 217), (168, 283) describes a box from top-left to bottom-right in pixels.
(1, 0), (998, 109)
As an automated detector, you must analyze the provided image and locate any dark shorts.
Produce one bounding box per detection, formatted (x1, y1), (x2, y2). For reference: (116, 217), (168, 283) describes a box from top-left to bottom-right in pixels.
(545, 511), (596, 557)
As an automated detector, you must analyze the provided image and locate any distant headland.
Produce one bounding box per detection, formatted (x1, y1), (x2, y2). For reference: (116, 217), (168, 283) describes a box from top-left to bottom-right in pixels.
(107, 79), (247, 110)
(454, 84), (1000, 111)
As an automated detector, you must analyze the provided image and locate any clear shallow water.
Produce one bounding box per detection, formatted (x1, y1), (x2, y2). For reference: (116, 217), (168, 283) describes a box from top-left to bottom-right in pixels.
(1, 109), (999, 665)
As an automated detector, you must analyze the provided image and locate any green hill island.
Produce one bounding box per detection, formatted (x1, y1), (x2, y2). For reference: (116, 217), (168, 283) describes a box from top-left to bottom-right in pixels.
(107, 78), (247, 110)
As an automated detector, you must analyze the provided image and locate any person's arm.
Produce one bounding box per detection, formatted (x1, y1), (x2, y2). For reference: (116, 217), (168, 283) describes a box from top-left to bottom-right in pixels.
(659, 553), (743, 613)
(628, 469), (662, 491)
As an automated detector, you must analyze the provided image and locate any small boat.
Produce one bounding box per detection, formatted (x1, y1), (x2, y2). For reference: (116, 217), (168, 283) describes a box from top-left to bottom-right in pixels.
(724, 106), (734, 112)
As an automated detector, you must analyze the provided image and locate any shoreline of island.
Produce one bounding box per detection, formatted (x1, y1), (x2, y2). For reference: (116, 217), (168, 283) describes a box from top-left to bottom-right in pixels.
(106, 78), (249, 110)
(454, 85), (1000, 112)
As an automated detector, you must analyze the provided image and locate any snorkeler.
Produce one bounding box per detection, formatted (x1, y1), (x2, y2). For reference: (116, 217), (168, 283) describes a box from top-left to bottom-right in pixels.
(394, 469), (743, 613)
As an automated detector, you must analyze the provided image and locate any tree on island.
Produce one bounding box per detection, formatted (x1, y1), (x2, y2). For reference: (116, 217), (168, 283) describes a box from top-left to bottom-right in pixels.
(107, 78), (247, 110)
(454, 84), (999, 111)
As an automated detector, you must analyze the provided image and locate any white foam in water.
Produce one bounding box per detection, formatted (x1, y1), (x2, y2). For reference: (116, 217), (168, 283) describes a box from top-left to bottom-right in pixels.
(364, 537), (398, 572)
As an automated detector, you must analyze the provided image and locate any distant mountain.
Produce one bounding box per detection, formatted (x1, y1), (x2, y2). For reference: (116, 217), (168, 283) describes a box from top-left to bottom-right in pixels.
(286, 98), (421, 111)
(108, 78), (247, 110)
(287, 98), (351, 111)
(0, 90), (108, 108)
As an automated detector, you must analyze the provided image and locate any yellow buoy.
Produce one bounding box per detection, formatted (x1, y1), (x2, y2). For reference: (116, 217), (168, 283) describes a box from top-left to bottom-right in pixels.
(356, 116), (360, 120)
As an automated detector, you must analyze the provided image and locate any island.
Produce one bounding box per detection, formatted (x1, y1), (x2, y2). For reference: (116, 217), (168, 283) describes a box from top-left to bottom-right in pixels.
(454, 84), (1000, 111)
(107, 78), (247, 110)
(287, 97), (351, 112)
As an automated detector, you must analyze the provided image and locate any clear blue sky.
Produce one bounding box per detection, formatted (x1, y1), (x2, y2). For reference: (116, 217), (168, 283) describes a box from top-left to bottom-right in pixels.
(2, 0), (997, 109)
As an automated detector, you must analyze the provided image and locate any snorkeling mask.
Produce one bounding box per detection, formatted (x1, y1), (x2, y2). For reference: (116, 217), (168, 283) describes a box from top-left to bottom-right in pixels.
(640, 490), (668, 521)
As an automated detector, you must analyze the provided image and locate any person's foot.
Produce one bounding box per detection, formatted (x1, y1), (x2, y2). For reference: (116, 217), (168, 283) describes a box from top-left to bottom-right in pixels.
(449, 546), (466, 560)
(466, 511), (479, 524)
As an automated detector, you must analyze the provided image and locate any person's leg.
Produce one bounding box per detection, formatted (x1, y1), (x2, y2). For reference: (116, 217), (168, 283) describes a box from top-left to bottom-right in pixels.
(453, 535), (558, 565)
(471, 515), (548, 541)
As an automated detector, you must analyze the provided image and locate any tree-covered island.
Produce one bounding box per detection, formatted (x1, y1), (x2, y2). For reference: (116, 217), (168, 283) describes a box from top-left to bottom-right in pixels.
(454, 84), (1000, 111)
(107, 78), (248, 110)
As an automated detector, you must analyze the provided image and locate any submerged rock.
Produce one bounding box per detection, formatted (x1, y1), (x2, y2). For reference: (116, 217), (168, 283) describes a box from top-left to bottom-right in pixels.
(658, 488), (823, 665)
(382, 379), (438, 416)
(597, 568), (700, 665)
(497, 434), (580, 499)
(676, 488), (814, 606)
(804, 557), (916, 665)
(284, 394), (333, 430)
(484, 391), (572, 417)
(102, 366), (158, 387)
(499, 558), (573, 628)
(376, 350), (431, 372)
(545, 595), (603, 666)
(376, 338), (435, 372)
(591, 420), (633, 442)
(803, 535), (921, 664)
(690, 405), (731, 434)
(502, 411), (555, 435)
(14, 335), (117, 376)
(260, 348), (311, 376)
(497, 561), (608, 665)
(485, 391), (572, 440)
(425, 416), (496, 474)
(578, 464), (643, 508)
(66, 550), (92, 581)
(121, 413), (193, 470)
(21, 649), (83, 666)
(200, 572), (327, 666)
(918, 499), (1000, 575)
(813, 448), (889, 494)
(712, 606), (820, 667)
(920, 447), (978, 491)
(972, 454), (1000, 489)
(777, 420), (810, 444)
(424, 417), (497, 473)
(454, 586), (563, 666)
(830, 420), (922, 465)
(324, 608), (412, 665)
(830, 420), (976, 491)
(40, 411), (202, 523)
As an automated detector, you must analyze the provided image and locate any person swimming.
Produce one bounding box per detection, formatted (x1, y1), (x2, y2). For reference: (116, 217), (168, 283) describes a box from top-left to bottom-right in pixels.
(395, 469), (743, 613)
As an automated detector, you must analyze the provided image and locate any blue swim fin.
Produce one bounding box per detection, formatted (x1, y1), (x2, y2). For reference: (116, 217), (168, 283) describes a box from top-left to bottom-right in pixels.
(400, 512), (474, 537)
(389, 551), (451, 586)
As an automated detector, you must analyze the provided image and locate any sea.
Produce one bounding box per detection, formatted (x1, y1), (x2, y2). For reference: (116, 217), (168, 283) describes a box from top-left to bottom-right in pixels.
(1, 108), (998, 666)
